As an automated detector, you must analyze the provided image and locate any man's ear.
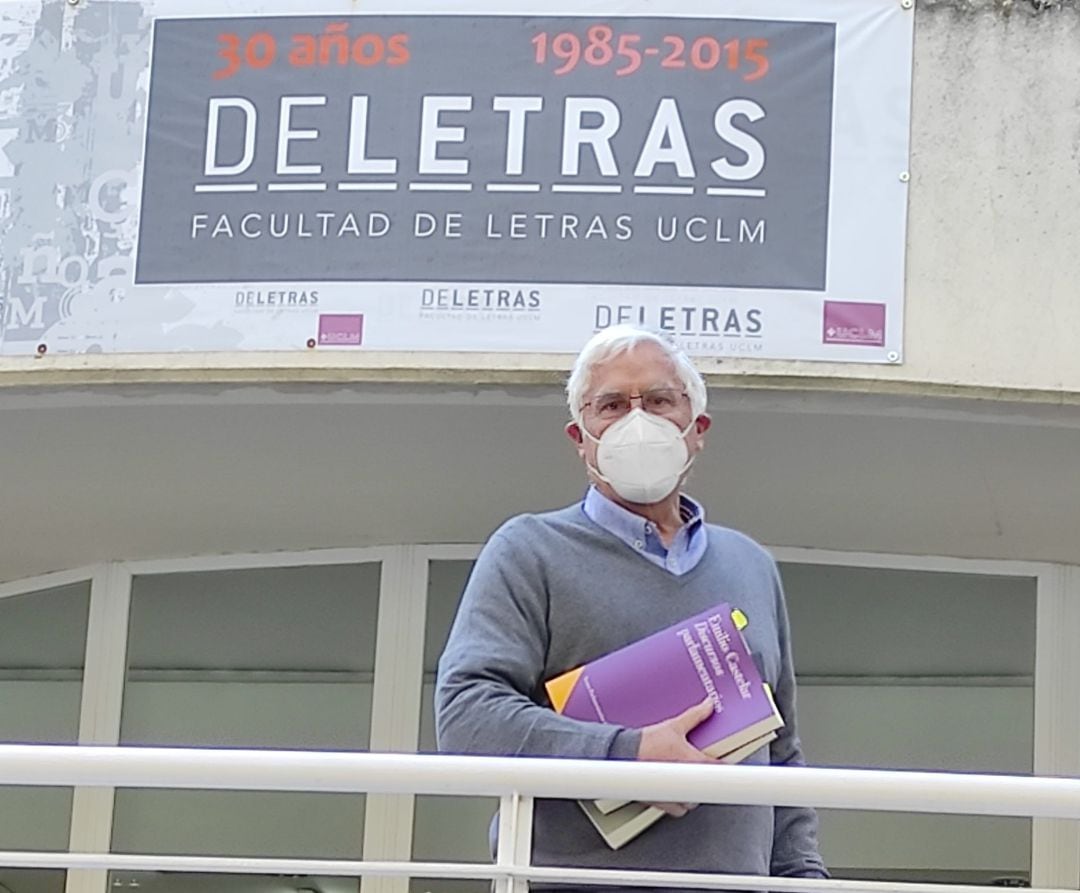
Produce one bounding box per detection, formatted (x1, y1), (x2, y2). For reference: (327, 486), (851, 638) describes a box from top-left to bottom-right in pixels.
(690, 414), (712, 454)
(565, 421), (588, 460)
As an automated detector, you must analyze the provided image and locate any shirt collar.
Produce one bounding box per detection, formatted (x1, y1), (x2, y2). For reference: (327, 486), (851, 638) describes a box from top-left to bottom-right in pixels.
(583, 485), (705, 540)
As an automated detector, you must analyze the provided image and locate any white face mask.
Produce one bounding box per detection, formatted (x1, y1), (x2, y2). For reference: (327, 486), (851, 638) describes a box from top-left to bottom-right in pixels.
(581, 408), (696, 504)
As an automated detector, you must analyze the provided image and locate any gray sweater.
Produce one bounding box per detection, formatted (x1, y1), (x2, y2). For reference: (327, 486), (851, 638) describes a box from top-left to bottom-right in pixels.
(435, 503), (827, 883)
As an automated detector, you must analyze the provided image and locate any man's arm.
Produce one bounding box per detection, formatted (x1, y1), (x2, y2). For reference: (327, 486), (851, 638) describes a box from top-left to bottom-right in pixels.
(435, 521), (642, 760)
(768, 562), (829, 878)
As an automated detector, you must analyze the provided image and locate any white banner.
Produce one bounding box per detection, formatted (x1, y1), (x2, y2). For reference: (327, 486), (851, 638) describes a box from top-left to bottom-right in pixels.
(0, 0), (913, 361)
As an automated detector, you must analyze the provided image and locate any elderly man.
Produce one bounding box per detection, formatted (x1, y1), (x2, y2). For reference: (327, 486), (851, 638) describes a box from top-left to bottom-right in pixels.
(435, 325), (826, 887)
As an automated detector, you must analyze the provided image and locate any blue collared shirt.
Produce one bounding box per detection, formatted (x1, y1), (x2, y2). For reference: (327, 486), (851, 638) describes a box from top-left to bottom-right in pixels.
(582, 486), (707, 576)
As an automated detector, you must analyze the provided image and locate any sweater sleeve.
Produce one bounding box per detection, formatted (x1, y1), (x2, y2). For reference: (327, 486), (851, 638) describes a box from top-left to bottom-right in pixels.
(767, 560), (830, 878)
(435, 520), (642, 760)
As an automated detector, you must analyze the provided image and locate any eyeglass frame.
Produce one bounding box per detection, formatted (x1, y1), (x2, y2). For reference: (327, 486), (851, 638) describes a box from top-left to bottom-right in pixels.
(579, 387), (691, 423)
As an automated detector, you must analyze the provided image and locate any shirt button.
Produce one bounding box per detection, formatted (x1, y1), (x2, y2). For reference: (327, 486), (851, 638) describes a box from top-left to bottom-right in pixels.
(634, 540), (644, 549)
(644, 524), (653, 534)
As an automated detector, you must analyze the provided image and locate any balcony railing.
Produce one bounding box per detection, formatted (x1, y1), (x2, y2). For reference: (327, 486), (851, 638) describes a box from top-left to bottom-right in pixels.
(2, 744), (1079, 893)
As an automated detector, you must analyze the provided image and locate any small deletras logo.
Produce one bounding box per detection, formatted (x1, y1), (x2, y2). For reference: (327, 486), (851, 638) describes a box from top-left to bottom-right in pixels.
(317, 314), (364, 346)
(822, 301), (885, 347)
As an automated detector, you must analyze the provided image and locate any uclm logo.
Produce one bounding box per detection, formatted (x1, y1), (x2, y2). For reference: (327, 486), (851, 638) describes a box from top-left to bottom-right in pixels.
(318, 314), (364, 346)
(822, 301), (885, 347)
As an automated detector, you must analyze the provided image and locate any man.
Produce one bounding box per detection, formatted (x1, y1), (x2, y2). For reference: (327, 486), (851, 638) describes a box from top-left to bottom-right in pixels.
(436, 325), (826, 887)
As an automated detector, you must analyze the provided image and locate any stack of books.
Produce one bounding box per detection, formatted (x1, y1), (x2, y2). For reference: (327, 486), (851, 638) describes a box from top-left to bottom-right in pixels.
(545, 603), (783, 849)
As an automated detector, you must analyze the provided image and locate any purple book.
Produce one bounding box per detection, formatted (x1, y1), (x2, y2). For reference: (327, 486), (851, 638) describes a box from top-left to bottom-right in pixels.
(545, 603), (783, 757)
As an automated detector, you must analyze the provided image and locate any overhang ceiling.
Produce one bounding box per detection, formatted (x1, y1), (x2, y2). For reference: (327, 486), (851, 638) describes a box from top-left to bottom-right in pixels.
(1, 383), (1079, 583)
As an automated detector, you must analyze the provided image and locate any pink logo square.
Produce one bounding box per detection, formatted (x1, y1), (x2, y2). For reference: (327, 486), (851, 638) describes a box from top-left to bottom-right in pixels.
(318, 314), (364, 346)
(823, 302), (886, 347)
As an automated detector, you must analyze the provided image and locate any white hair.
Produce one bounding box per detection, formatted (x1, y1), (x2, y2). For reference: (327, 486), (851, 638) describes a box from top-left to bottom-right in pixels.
(566, 326), (708, 424)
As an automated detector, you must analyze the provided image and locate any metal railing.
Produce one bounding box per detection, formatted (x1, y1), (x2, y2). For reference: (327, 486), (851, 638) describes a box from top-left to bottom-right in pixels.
(2, 744), (1079, 893)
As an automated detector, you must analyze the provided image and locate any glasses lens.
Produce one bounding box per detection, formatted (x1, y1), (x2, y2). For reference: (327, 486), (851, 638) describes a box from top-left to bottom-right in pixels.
(642, 389), (685, 415)
(592, 393), (630, 420)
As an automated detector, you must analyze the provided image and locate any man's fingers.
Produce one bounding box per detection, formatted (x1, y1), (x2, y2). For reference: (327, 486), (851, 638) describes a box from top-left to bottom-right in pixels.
(671, 696), (716, 733)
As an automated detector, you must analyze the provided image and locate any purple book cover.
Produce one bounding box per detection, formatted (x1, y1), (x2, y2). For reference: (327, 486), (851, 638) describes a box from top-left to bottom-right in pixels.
(545, 603), (781, 753)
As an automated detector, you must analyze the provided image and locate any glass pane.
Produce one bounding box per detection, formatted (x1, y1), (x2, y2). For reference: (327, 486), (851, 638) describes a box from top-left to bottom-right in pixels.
(0, 581), (90, 851)
(408, 878), (491, 893)
(0, 869), (67, 893)
(113, 564), (379, 858)
(413, 560), (498, 877)
(781, 563), (1036, 881)
(420, 561), (474, 676)
(105, 874), (359, 893)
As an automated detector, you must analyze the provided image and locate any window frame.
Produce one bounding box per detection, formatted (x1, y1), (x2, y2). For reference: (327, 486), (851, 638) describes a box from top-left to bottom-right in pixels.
(1, 545), (1075, 893)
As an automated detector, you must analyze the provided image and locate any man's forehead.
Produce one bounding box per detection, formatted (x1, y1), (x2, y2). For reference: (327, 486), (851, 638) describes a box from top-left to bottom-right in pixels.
(586, 345), (681, 390)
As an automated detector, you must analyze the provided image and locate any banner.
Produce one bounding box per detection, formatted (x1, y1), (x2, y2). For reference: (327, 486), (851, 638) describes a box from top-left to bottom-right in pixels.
(0, 0), (913, 361)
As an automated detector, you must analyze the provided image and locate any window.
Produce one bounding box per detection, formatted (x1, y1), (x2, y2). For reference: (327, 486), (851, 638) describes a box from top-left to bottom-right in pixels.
(0, 581), (90, 858)
(782, 563), (1036, 883)
(0, 547), (1057, 892)
(406, 555), (1038, 885)
(112, 564), (380, 865)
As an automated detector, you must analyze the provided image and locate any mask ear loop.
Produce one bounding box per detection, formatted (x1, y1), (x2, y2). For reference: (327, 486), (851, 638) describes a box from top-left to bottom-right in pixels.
(578, 420), (613, 487)
(671, 416), (698, 480)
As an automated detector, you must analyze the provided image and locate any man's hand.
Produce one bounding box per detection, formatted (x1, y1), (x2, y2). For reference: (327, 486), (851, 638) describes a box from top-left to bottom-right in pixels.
(636, 697), (716, 817)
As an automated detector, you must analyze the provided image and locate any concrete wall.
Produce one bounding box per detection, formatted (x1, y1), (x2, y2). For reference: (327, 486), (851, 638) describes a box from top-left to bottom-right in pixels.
(719, 0), (1080, 398)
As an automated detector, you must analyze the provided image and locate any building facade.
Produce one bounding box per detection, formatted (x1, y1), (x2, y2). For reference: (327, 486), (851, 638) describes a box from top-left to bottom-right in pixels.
(2, 2), (1080, 893)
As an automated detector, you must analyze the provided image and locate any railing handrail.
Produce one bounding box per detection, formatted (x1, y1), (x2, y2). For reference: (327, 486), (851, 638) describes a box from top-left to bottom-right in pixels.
(2, 744), (1079, 819)
(0, 853), (1064, 893)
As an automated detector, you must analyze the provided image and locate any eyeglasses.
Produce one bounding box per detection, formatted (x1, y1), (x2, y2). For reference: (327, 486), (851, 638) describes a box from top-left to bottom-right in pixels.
(581, 388), (689, 422)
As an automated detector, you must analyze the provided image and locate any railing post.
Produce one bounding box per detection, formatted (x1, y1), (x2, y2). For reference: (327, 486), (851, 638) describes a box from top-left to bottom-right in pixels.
(496, 792), (534, 893)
